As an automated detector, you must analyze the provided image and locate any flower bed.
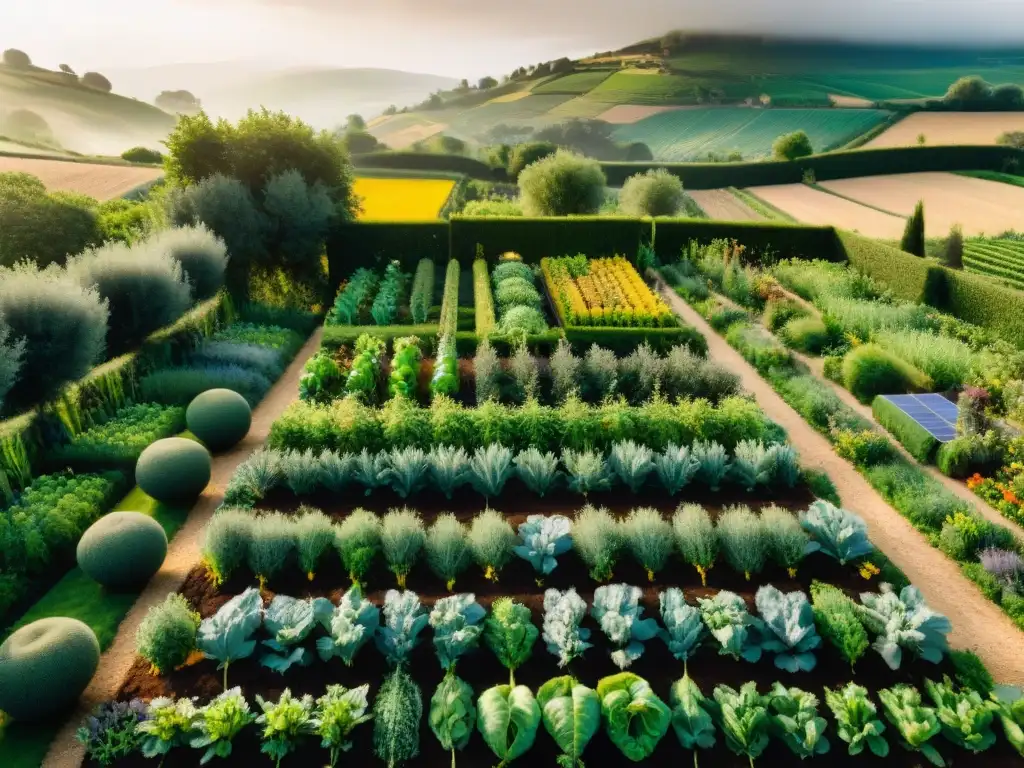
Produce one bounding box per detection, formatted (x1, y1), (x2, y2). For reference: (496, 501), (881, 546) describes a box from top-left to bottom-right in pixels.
(543, 256), (675, 329)
(45, 403), (186, 471)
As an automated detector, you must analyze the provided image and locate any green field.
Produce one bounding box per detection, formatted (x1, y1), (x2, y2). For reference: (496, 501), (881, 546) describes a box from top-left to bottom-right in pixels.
(443, 94), (574, 136)
(964, 238), (1024, 290)
(588, 70), (756, 105)
(611, 107), (889, 161)
(531, 70), (615, 95)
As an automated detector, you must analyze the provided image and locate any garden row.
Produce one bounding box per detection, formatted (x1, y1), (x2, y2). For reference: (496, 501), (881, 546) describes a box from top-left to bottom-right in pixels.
(963, 238), (1024, 292)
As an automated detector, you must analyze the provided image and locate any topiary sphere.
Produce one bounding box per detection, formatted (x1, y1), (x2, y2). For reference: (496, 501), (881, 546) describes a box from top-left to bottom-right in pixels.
(136, 437), (212, 504)
(77, 512), (168, 589)
(186, 388), (252, 452)
(0, 617), (100, 721)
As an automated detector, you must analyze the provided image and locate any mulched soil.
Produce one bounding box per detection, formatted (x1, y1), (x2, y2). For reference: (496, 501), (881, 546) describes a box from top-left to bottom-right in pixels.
(107, 485), (1024, 767)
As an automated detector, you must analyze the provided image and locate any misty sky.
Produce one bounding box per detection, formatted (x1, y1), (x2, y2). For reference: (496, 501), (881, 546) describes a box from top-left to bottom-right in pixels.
(8, 0), (1024, 78)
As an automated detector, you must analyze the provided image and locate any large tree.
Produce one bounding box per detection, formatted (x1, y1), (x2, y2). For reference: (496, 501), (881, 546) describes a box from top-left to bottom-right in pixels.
(2, 49), (31, 68)
(155, 90), (202, 114)
(900, 201), (926, 257)
(619, 169), (685, 217)
(81, 72), (112, 92)
(518, 150), (606, 216)
(772, 130), (813, 161)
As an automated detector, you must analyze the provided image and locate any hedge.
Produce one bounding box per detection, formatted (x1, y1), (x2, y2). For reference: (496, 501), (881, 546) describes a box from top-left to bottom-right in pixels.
(563, 325), (707, 356)
(352, 152), (505, 181)
(322, 324), (441, 353)
(326, 222), (449, 284)
(654, 218), (838, 263)
(450, 216), (647, 263)
(600, 145), (1023, 189)
(836, 231), (933, 303)
(942, 268), (1024, 349)
(873, 395), (940, 463)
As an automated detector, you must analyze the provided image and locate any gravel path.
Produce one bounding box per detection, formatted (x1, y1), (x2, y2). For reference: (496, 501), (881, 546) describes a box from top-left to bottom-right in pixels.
(43, 328), (323, 768)
(662, 284), (1024, 684)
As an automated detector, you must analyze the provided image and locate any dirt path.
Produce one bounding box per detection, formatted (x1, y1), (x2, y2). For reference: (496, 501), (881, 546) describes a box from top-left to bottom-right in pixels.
(689, 189), (764, 221)
(42, 329), (323, 768)
(660, 284), (1024, 684)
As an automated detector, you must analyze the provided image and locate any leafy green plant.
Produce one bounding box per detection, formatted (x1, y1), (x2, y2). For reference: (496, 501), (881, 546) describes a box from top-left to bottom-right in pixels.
(370, 262), (409, 326)
(608, 441), (655, 493)
(314, 684), (373, 767)
(429, 672), (476, 767)
(810, 581), (868, 670)
(138, 696), (197, 761)
(430, 593), (486, 670)
(352, 448), (387, 494)
(668, 673), (715, 766)
(537, 676), (600, 768)
(760, 505), (808, 577)
(431, 334), (459, 399)
(515, 514), (572, 579)
(470, 444), (514, 498)
(477, 683), (541, 765)
(383, 447), (430, 499)
(659, 588), (705, 667)
(426, 514), (471, 591)
(260, 595), (325, 674)
(295, 509), (335, 581)
(484, 598), (538, 686)
(255, 689), (315, 768)
(336, 508), (380, 585)
(329, 268), (377, 325)
(768, 683), (830, 758)
(136, 593), (201, 675)
(376, 589), (429, 667)
(592, 583), (659, 670)
(468, 508), (516, 582)
(572, 504), (620, 582)
(191, 687), (255, 763)
(280, 449), (320, 496)
(878, 684), (944, 767)
(697, 590), (763, 663)
(924, 676), (999, 754)
(596, 672), (672, 761)
(409, 259), (435, 324)
(622, 507), (673, 581)
(247, 513), (296, 586)
(543, 588), (592, 667)
(428, 445), (472, 499)
(315, 586), (380, 666)
(824, 682), (888, 758)
(374, 668), (423, 768)
(708, 682), (771, 766)
(994, 690), (1024, 758)
(197, 588), (263, 690)
(800, 500), (874, 565)
(514, 448), (561, 497)
(299, 352), (343, 403)
(858, 584), (951, 670)
(717, 505), (767, 581)
(563, 448), (610, 496)
(755, 585), (821, 673)
(693, 441), (730, 491)
(76, 700), (147, 767)
(381, 508), (425, 588)
(345, 333), (385, 401)
(655, 443), (700, 495)
(672, 504), (718, 586)
(950, 650), (994, 695)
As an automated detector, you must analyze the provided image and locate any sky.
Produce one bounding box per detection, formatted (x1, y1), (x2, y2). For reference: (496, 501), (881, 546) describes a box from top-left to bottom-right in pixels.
(7, 0), (1024, 79)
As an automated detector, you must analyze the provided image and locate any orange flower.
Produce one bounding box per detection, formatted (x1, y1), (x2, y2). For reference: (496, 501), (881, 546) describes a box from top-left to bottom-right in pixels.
(1003, 489), (1019, 505)
(966, 473), (984, 490)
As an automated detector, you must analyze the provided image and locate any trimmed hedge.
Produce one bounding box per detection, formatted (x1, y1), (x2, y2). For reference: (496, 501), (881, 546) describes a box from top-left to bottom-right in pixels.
(564, 325), (707, 356)
(654, 218), (837, 263)
(186, 389), (251, 452)
(942, 268), (1024, 349)
(352, 151), (505, 181)
(873, 395), (940, 463)
(76, 511), (168, 588)
(135, 437), (211, 504)
(326, 222), (449, 284)
(450, 216), (647, 264)
(837, 231), (933, 304)
(322, 324), (441, 353)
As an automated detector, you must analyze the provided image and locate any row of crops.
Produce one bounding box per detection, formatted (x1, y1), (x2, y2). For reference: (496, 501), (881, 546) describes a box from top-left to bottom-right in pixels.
(964, 239), (1024, 292)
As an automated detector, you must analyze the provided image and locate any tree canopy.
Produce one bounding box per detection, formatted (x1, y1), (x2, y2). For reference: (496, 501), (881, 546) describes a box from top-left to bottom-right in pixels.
(518, 150), (606, 216)
(772, 130), (813, 161)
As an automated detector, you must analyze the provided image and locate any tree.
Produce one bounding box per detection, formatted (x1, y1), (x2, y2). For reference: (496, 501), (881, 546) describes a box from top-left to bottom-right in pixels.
(341, 130), (384, 154)
(262, 169), (335, 280)
(58, 64), (76, 76)
(81, 72), (112, 92)
(345, 114), (366, 132)
(551, 58), (573, 74)
(518, 150), (606, 216)
(992, 83), (1024, 110)
(998, 131), (1024, 149)
(534, 62), (552, 77)
(457, 78), (470, 92)
(942, 224), (964, 269)
(478, 76), (498, 90)
(0, 109), (54, 144)
(900, 200), (926, 257)
(944, 76), (992, 105)
(661, 31), (684, 52)
(772, 130), (813, 161)
(507, 141), (558, 179)
(619, 168), (685, 217)
(624, 142), (653, 161)
(155, 90), (202, 114)
(0, 172), (100, 268)
(2, 49), (31, 69)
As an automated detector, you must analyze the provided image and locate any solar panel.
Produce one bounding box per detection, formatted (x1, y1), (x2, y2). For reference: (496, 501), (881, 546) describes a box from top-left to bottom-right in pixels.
(879, 394), (959, 442)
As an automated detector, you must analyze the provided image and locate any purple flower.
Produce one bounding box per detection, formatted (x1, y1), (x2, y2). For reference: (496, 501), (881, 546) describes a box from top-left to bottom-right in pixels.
(980, 547), (1024, 586)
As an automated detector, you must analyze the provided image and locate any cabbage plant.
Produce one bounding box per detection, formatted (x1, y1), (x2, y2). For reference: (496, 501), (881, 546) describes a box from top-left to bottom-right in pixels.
(878, 684), (943, 767)
(197, 587), (263, 690)
(755, 585), (821, 673)
(542, 588), (592, 667)
(857, 584), (950, 670)
(768, 683), (830, 758)
(514, 514), (572, 579)
(799, 500), (874, 564)
(429, 593), (486, 671)
(591, 584), (659, 670)
(314, 684), (372, 767)
(484, 598), (538, 686)
(260, 595), (329, 674)
(824, 682), (889, 758)
(429, 673), (476, 767)
(190, 687), (255, 763)
(596, 673), (671, 761)
(659, 588), (705, 668)
(376, 590), (429, 667)
(697, 590), (763, 663)
(316, 586), (380, 666)
(708, 682), (770, 765)
(668, 673), (715, 765)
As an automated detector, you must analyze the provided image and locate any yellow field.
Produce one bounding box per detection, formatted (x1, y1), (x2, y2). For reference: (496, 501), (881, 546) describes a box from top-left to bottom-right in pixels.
(353, 176), (455, 221)
(484, 91), (531, 104)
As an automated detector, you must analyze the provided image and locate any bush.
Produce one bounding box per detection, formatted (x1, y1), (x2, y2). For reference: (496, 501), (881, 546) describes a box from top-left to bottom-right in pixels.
(495, 278), (541, 312)
(498, 306), (548, 335)
(508, 141), (558, 179)
(141, 365), (272, 407)
(121, 146), (164, 164)
(261, 168), (335, 280)
(81, 71), (112, 91)
(900, 201), (926, 257)
(186, 389), (252, 452)
(0, 617), (100, 721)
(76, 512), (168, 589)
(68, 241), (192, 354)
(780, 316), (829, 355)
(0, 175), (101, 269)
(462, 198), (523, 216)
(518, 150), (606, 216)
(943, 225), (964, 269)
(763, 299), (808, 333)
(619, 169), (685, 217)
(842, 343), (932, 404)
(135, 437), (212, 504)
(135, 594), (200, 675)
(772, 131), (813, 161)
(146, 226), (228, 300)
(0, 264), (108, 409)
(0, 315), (24, 409)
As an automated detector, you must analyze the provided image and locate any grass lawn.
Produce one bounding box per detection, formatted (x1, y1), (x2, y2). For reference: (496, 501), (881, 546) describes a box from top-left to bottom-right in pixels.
(0, 486), (190, 768)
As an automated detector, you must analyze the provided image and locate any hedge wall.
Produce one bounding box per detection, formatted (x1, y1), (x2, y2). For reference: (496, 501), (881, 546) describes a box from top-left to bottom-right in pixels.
(327, 222), (449, 285)
(352, 152), (506, 181)
(836, 231), (933, 303)
(450, 216), (647, 263)
(564, 325), (707, 356)
(654, 219), (838, 263)
(942, 268), (1024, 348)
(601, 145), (1023, 189)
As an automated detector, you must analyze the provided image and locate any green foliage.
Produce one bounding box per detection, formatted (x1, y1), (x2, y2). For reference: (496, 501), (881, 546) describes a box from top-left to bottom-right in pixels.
(408, 258), (435, 324)
(708, 682), (771, 763)
(698, 590), (762, 662)
(901, 201), (926, 257)
(824, 682), (889, 758)
(672, 503), (718, 585)
(484, 598), (538, 686)
(468, 509), (516, 581)
(428, 445), (472, 499)
(878, 684), (944, 766)
(858, 583), (951, 670)
(138, 697), (198, 761)
(842, 343), (932, 404)
(429, 673), (476, 764)
(768, 683), (830, 758)
(377, 590), (429, 666)
(761, 504), (808, 575)
(597, 672), (672, 761)
(518, 150), (607, 216)
(781, 315), (830, 354)
(191, 687), (255, 763)
(202, 509), (253, 584)
(619, 168), (685, 216)
(537, 677), (601, 768)
(315, 684), (373, 767)
(426, 514), (471, 591)
(187, 388), (252, 452)
(247, 513), (296, 583)
(498, 305), (549, 335)
(381, 508), (425, 588)
(655, 443), (701, 495)
(77, 511), (167, 588)
(508, 141), (558, 179)
(716, 505), (767, 580)
(197, 588), (262, 688)
(571, 505), (621, 582)
(755, 585), (821, 673)
(470, 443), (515, 498)
(668, 673), (716, 756)
(514, 447), (560, 497)
(49, 402), (186, 467)
(515, 514), (572, 576)
(136, 593), (201, 675)
(76, 700), (146, 767)
(924, 676), (999, 753)
(800, 499), (874, 565)
(148, 225), (228, 300)
(949, 649), (995, 695)
(810, 581), (869, 670)
(122, 146), (164, 164)
(371, 262), (409, 326)
(295, 508), (335, 578)
(772, 130), (813, 160)
(477, 683), (541, 764)
(315, 586), (379, 666)
(622, 507), (673, 581)
(255, 689), (316, 766)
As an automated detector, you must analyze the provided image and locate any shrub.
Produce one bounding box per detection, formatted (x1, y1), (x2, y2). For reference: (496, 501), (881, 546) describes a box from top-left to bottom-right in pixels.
(842, 344), (932, 404)
(764, 299), (808, 333)
(141, 365), (272, 407)
(498, 306), (548, 335)
(381, 508), (425, 588)
(872, 395), (940, 463)
(875, 330), (974, 392)
(186, 388), (252, 452)
(949, 649), (994, 695)
(135, 594), (200, 674)
(810, 582), (868, 670)
(508, 141), (558, 179)
(146, 226), (228, 300)
(468, 509), (516, 581)
(942, 225), (964, 269)
(936, 437), (977, 479)
(572, 504), (621, 582)
(716, 505), (767, 580)
(68, 241), (192, 353)
(409, 259), (435, 324)
(426, 514), (471, 591)
(295, 508), (335, 579)
(495, 278), (541, 312)
(900, 200), (925, 257)
(772, 130), (813, 161)
(622, 507), (673, 581)
(336, 509), (381, 584)
(671, 504), (717, 585)
(262, 169), (336, 280)
(77, 512), (168, 589)
(247, 513), (296, 583)
(781, 316), (830, 355)
(0, 617), (100, 721)
(761, 505), (808, 576)
(121, 146), (164, 164)
(492, 262), (534, 286)
(619, 169), (685, 217)
(0, 264), (108, 408)
(135, 437), (212, 504)
(0, 315), (25, 410)
(518, 150), (606, 216)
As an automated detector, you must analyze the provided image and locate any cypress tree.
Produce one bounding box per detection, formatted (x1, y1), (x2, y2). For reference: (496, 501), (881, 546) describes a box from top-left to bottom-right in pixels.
(900, 200), (926, 256)
(942, 224), (964, 269)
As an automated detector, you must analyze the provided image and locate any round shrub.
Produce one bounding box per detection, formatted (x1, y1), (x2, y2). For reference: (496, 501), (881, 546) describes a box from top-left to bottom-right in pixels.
(781, 316), (830, 355)
(841, 343), (932, 404)
(135, 593), (200, 674)
(495, 278), (541, 311)
(507, 141), (557, 179)
(146, 225), (228, 299)
(619, 168), (685, 217)
(77, 512), (167, 589)
(937, 437), (975, 479)
(121, 146), (164, 164)
(0, 617), (100, 721)
(136, 437), (212, 504)
(764, 299), (808, 333)
(492, 261), (533, 285)
(498, 306), (548, 335)
(67, 241), (192, 354)
(518, 150), (606, 216)
(186, 388), (252, 451)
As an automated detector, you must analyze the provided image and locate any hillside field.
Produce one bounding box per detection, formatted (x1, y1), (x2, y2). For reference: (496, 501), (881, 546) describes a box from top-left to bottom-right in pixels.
(866, 112), (1024, 148)
(353, 176), (455, 220)
(0, 156), (164, 200)
(611, 107), (889, 160)
(747, 183), (906, 238)
(964, 238), (1024, 290)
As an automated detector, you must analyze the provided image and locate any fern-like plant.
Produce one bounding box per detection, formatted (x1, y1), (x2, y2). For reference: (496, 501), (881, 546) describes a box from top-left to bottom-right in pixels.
(761, 504), (808, 577)
(672, 504), (718, 586)
(655, 443), (700, 495)
(572, 504), (621, 582)
(295, 508), (336, 581)
(470, 444), (515, 499)
(514, 448), (560, 497)
(381, 508), (426, 589)
(563, 448), (610, 496)
(608, 441), (655, 493)
(352, 448), (387, 496)
(426, 514), (471, 591)
(468, 509), (516, 582)
(622, 507), (673, 582)
(382, 447), (430, 499)
(693, 441), (730, 491)
(717, 505), (767, 581)
(335, 508), (380, 586)
(428, 446), (472, 499)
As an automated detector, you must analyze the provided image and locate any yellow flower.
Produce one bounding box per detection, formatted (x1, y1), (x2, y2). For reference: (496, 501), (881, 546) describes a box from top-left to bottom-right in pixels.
(858, 561), (881, 580)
